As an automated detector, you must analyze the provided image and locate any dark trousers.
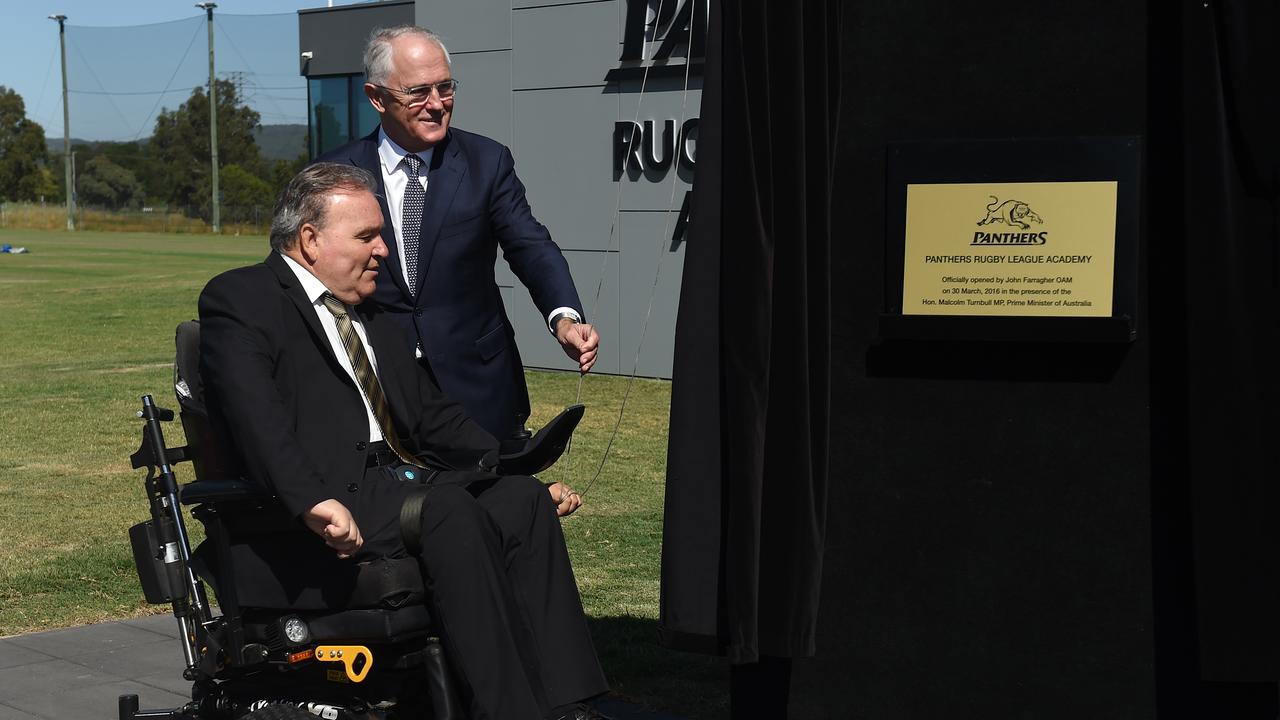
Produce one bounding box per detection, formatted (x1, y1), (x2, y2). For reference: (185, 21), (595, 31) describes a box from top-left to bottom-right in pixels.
(355, 469), (607, 720)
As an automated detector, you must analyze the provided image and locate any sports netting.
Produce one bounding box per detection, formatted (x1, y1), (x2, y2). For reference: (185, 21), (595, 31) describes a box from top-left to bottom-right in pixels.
(58, 12), (305, 148)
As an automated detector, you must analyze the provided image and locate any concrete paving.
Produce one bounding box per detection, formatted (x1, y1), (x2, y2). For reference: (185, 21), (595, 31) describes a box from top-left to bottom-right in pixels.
(0, 616), (684, 720)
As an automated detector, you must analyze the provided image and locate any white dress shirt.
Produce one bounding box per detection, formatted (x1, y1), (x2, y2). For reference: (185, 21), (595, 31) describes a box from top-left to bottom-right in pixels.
(374, 128), (580, 335)
(279, 252), (383, 442)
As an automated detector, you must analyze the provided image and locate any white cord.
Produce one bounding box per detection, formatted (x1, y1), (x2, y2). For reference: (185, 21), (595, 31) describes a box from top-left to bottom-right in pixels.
(577, 5), (698, 499)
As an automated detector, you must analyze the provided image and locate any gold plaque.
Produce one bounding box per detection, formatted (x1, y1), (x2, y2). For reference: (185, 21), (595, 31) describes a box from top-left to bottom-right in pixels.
(902, 181), (1118, 317)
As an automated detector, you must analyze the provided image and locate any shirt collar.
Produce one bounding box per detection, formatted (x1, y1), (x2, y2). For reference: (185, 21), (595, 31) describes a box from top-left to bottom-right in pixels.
(377, 127), (435, 175)
(278, 251), (334, 307)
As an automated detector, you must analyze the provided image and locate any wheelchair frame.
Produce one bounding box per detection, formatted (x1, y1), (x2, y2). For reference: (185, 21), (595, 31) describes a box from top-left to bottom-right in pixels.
(119, 321), (584, 720)
(120, 394), (457, 720)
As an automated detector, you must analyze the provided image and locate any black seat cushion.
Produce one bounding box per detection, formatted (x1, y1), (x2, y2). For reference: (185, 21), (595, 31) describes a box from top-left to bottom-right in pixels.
(304, 605), (433, 643)
(194, 532), (427, 611)
(241, 605), (434, 646)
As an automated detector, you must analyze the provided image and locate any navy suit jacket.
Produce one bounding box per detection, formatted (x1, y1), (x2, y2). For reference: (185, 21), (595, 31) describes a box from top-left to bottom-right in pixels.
(316, 128), (584, 442)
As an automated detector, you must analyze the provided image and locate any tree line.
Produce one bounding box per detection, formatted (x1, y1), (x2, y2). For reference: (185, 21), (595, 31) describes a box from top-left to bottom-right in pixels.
(0, 80), (306, 217)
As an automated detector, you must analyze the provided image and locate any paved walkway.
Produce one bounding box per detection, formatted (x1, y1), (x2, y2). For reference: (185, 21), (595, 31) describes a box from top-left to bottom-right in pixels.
(0, 615), (683, 720)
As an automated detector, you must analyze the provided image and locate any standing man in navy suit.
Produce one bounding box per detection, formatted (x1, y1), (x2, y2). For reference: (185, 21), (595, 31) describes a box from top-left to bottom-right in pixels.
(317, 25), (600, 450)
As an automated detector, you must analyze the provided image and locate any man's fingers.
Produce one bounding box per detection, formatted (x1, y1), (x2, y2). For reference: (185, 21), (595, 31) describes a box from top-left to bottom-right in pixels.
(548, 483), (569, 508)
(562, 491), (582, 516)
(550, 483), (574, 516)
(576, 325), (599, 352)
(546, 482), (584, 516)
(561, 324), (599, 352)
(575, 326), (600, 372)
(324, 522), (361, 556)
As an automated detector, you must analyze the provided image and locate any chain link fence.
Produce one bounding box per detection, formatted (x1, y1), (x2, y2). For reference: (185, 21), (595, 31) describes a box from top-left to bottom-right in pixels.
(0, 201), (272, 235)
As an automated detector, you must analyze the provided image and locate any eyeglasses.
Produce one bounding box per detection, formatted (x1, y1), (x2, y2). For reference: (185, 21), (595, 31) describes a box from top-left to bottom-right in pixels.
(371, 79), (460, 107)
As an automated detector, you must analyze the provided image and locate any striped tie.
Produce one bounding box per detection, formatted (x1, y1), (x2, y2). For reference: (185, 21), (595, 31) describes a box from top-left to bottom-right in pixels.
(402, 153), (425, 296)
(320, 292), (419, 467)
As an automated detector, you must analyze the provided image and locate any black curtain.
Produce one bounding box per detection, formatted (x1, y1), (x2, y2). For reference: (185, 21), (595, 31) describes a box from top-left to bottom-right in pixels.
(1179, 0), (1280, 682)
(659, 0), (841, 665)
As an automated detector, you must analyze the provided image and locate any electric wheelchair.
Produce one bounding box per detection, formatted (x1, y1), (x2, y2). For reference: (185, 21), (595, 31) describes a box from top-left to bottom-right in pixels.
(120, 321), (583, 720)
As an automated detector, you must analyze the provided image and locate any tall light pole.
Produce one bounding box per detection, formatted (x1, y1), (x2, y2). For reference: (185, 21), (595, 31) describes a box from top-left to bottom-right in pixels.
(196, 2), (220, 233)
(49, 14), (74, 231)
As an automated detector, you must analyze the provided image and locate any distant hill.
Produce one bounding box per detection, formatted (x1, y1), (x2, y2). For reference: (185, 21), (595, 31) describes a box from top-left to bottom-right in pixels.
(45, 137), (99, 153)
(254, 124), (308, 162)
(46, 124), (308, 162)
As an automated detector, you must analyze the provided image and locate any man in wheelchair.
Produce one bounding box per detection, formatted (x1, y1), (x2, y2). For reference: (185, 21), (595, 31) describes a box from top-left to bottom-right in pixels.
(126, 163), (608, 720)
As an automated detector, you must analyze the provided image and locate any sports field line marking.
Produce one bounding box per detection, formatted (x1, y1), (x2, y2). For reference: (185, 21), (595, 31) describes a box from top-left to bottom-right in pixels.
(92, 363), (174, 374)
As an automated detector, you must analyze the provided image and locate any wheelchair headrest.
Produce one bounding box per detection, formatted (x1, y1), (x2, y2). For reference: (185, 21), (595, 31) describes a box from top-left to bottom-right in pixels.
(174, 320), (205, 417)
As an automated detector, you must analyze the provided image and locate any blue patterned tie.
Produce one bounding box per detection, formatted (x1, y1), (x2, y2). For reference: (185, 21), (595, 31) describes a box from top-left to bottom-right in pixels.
(402, 154), (426, 296)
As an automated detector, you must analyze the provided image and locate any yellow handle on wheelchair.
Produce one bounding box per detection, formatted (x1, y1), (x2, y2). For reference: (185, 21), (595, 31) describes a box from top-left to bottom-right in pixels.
(314, 645), (373, 683)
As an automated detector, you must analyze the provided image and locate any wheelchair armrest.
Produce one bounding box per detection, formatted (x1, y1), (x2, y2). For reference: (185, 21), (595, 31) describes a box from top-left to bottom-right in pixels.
(180, 479), (271, 505)
(498, 404), (585, 476)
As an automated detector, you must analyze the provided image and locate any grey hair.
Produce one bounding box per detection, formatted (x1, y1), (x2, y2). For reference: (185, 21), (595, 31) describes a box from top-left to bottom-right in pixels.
(269, 163), (378, 252)
(363, 25), (451, 86)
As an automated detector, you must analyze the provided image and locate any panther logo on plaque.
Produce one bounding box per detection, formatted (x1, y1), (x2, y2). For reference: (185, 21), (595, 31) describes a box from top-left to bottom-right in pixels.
(977, 196), (1044, 230)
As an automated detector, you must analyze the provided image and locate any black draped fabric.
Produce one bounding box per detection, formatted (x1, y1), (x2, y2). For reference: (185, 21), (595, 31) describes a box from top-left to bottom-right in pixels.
(659, 0), (841, 663)
(1180, 0), (1280, 681)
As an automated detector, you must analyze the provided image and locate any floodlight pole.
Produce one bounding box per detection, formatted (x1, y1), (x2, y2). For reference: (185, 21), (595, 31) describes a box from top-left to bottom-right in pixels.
(50, 14), (74, 231)
(197, 2), (220, 233)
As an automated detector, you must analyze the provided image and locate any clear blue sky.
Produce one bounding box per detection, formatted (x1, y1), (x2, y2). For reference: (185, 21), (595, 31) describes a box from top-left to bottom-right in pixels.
(0, 0), (329, 141)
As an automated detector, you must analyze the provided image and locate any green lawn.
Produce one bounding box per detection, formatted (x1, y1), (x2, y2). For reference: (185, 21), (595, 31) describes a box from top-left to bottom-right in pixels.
(0, 228), (726, 717)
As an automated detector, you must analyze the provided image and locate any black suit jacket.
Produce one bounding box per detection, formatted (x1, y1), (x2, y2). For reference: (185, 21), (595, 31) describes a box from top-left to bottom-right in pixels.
(200, 252), (499, 517)
(197, 253), (500, 607)
(316, 128), (584, 441)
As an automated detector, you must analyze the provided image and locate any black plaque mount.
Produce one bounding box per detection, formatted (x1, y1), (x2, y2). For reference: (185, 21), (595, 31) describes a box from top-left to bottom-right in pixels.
(881, 137), (1141, 344)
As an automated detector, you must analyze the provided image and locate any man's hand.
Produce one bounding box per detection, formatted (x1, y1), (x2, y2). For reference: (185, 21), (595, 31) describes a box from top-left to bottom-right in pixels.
(303, 498), (363, 559)
(555, 318), (600, 374)
(547, 482), (583, 517)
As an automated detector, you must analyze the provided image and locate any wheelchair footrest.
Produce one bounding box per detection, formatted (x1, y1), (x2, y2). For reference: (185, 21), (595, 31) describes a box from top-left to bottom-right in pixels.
(118, 694), (196, 720)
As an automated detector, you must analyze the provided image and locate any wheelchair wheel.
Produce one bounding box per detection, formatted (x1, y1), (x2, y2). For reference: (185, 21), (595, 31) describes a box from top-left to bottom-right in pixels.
(239, 705), (315, 720)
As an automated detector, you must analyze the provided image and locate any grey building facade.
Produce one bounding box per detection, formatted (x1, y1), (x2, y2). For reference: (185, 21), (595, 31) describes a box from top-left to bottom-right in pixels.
(298, 0), (703, 378)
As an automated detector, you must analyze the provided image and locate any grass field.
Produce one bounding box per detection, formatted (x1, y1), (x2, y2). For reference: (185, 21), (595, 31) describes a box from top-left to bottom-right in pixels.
(0, 227), (726, 717)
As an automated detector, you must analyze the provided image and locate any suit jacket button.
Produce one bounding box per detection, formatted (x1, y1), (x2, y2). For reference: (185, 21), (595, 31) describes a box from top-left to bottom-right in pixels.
(414, 309), (423, 317)
(347, 483), (359, 493)
(355, 441), (367, 451)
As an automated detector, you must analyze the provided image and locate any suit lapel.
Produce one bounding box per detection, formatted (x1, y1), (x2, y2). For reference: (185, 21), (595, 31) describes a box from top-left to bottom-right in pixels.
(414, 131), (465, 296)
(265, 253), (353, 385)
(266, 253), (326, 341)
(348, 131), (412, 299)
